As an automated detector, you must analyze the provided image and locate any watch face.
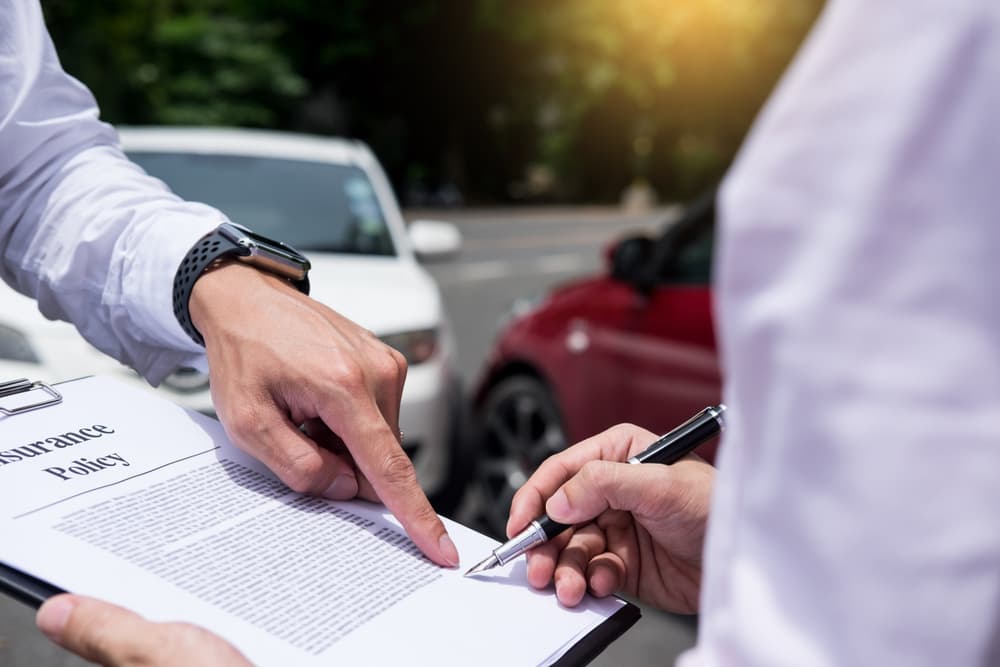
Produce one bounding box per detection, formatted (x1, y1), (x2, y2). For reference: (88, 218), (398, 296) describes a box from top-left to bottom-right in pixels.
(219, 222), (311, 278)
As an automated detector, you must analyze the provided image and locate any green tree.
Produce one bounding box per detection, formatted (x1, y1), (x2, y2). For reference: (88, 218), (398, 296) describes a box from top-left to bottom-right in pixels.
(43, 1), (305, 127)
(43, 0), (821, 204)
(475, 0), (823, 200)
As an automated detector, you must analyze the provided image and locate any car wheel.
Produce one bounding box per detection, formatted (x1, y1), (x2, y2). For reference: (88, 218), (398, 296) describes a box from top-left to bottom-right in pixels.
(472, 374), (567, 539)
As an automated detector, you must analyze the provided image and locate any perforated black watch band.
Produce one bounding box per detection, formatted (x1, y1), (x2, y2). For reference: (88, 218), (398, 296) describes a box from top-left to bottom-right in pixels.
(172, 223), (311, 346)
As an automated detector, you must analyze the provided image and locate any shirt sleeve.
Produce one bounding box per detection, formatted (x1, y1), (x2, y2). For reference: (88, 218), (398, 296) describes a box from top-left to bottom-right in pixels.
(0, 1), (224, 385)
(683, 1), (1000, 665)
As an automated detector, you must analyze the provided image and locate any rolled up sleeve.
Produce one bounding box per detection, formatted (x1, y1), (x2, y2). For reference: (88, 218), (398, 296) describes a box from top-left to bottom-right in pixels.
(0, 1), (226, 384)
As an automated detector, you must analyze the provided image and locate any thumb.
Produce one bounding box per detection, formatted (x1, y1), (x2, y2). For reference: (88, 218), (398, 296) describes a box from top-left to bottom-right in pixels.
(37, 594), (166, 666)
(545, 460), (670, 524)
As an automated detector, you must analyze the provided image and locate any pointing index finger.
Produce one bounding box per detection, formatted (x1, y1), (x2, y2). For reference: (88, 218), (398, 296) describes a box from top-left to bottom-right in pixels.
(318, 397), (459, 568)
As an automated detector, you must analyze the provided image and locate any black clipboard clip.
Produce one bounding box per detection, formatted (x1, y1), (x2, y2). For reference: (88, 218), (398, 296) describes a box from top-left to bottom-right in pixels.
(0, 378), (63, 417)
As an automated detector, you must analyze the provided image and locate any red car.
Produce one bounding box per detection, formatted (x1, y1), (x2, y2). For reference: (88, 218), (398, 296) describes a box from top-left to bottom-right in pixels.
(470, 192), (721, 534)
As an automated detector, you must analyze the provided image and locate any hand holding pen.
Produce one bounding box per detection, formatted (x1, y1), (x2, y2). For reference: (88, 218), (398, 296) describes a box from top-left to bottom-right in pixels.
(471, 408), (722, 611)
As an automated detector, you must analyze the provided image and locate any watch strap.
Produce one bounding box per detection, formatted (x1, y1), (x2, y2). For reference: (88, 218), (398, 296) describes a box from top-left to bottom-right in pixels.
(173, 231), (249, 346)
(173, 226), (312, 347)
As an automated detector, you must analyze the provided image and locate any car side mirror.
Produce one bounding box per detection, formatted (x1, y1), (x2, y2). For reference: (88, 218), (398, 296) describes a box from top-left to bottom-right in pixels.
(408, 220), (462, 261)
(608, 235), (654, 284)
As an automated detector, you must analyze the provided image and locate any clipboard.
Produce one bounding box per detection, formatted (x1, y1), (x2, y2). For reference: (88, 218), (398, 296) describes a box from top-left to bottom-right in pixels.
(0, 377), (71, 607)
(551, 602), (641, 667)
(0, 375), (640, 665)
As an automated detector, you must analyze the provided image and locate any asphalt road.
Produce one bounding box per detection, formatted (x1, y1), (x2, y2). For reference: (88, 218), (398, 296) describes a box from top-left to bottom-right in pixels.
(0, 205), (697, 667)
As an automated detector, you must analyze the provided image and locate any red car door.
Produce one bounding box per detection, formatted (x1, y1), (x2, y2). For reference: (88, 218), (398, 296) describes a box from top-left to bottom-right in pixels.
(615, 285), (719, 433)
(602, 195), (722, 458)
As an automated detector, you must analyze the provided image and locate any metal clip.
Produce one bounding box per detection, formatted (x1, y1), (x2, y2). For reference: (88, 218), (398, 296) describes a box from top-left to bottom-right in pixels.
(0, 378), (63, 416)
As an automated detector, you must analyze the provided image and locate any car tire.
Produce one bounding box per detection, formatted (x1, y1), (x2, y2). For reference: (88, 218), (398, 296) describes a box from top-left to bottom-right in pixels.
(470, 374), (567, 539)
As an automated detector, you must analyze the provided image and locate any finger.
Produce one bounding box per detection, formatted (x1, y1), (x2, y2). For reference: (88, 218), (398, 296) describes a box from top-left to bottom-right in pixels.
(301, 420), (361, 500)
(553, 523), (607, 607)
(305, 422), (377, 506)
(307, 320), (454, 565)
(351, 341), (407, 505)
(38, 595), (251, 667)
(317, 394), (458, 568)
(226, 409), (359, 500)
(524, 529), (573, 590)
(307, 396), (403, 506)
(597, 509), (641, 595)
(547, 458), (693, 526)
(38, 595), (147, 664)
(301, 419), (385, 506)
(38, 595), (166, 665)
(507, 424), (657, 536)
(353, 451), (394, 506)
(309, 430), (402, 504)
(363, 336), (407, 435)
(586, 552), (627, 598)
(320, 309), (407, 436)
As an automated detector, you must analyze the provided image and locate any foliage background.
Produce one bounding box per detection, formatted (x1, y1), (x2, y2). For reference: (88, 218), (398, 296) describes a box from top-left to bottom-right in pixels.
(43, 0), (823, 205)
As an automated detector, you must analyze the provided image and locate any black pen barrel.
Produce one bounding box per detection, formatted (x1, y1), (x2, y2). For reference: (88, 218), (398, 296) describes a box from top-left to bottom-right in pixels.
(537, 514), (571, 539)
(632, 405), (726, 465)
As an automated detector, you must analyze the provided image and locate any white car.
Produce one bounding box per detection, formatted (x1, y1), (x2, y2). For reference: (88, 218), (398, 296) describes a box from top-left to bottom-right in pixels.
(0, 127), (468, 508)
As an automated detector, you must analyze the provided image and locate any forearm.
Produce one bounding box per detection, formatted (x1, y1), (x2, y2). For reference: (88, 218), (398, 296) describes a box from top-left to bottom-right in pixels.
(0, 2), (223, 383)
(5, 142), (223, 382)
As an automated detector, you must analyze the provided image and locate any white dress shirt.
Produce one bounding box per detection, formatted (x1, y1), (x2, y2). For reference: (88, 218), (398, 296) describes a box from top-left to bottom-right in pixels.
(682, 1), (1000, 665)
(0, 1), (224, 384)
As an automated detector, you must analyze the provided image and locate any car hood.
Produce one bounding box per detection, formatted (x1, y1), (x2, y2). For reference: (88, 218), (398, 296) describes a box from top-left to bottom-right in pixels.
(307, 254), (444, 335)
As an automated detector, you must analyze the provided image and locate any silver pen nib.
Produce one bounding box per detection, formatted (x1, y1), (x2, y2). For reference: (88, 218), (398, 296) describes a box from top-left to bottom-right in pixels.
(464, 553), (499, 577)
(465, 520), (550, 578)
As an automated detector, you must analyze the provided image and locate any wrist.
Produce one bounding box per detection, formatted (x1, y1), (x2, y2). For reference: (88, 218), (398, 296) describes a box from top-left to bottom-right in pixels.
(172, 223), (310, 346)
(188, 261), (300, 345)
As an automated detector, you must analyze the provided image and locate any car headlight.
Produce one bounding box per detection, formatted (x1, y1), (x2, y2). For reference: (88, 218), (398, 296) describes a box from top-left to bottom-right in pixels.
(0, 323), (40, 363)
(380, 329), (439, 365)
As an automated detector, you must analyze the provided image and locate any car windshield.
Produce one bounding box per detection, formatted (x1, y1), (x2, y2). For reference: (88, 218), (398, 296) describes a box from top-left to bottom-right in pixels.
(127, 152), (396, 256)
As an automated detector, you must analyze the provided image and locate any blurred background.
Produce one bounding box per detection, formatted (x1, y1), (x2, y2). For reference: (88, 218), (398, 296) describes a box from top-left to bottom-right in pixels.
(2, 1), (824, 665)
(43, 0), (822, 207)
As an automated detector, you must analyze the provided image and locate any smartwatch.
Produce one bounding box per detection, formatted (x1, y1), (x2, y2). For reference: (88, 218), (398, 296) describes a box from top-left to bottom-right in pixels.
(173, 222), (311, 346)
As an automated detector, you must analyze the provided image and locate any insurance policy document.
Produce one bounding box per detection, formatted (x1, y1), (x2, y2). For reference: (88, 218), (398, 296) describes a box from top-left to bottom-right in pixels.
(0, 376), (633, 665)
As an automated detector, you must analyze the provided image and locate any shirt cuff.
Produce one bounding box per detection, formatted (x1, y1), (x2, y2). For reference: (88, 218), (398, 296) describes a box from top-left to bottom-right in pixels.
(119, 206), (224, 383)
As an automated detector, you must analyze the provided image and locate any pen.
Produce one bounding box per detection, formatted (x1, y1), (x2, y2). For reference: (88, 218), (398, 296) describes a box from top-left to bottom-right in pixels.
(464, 404), (726, 577)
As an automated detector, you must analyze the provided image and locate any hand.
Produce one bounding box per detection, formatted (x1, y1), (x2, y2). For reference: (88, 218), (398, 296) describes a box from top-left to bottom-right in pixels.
(188, 262), (459, 567)
(36, 594), (250, 666)
(507, 424), (715, 612)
